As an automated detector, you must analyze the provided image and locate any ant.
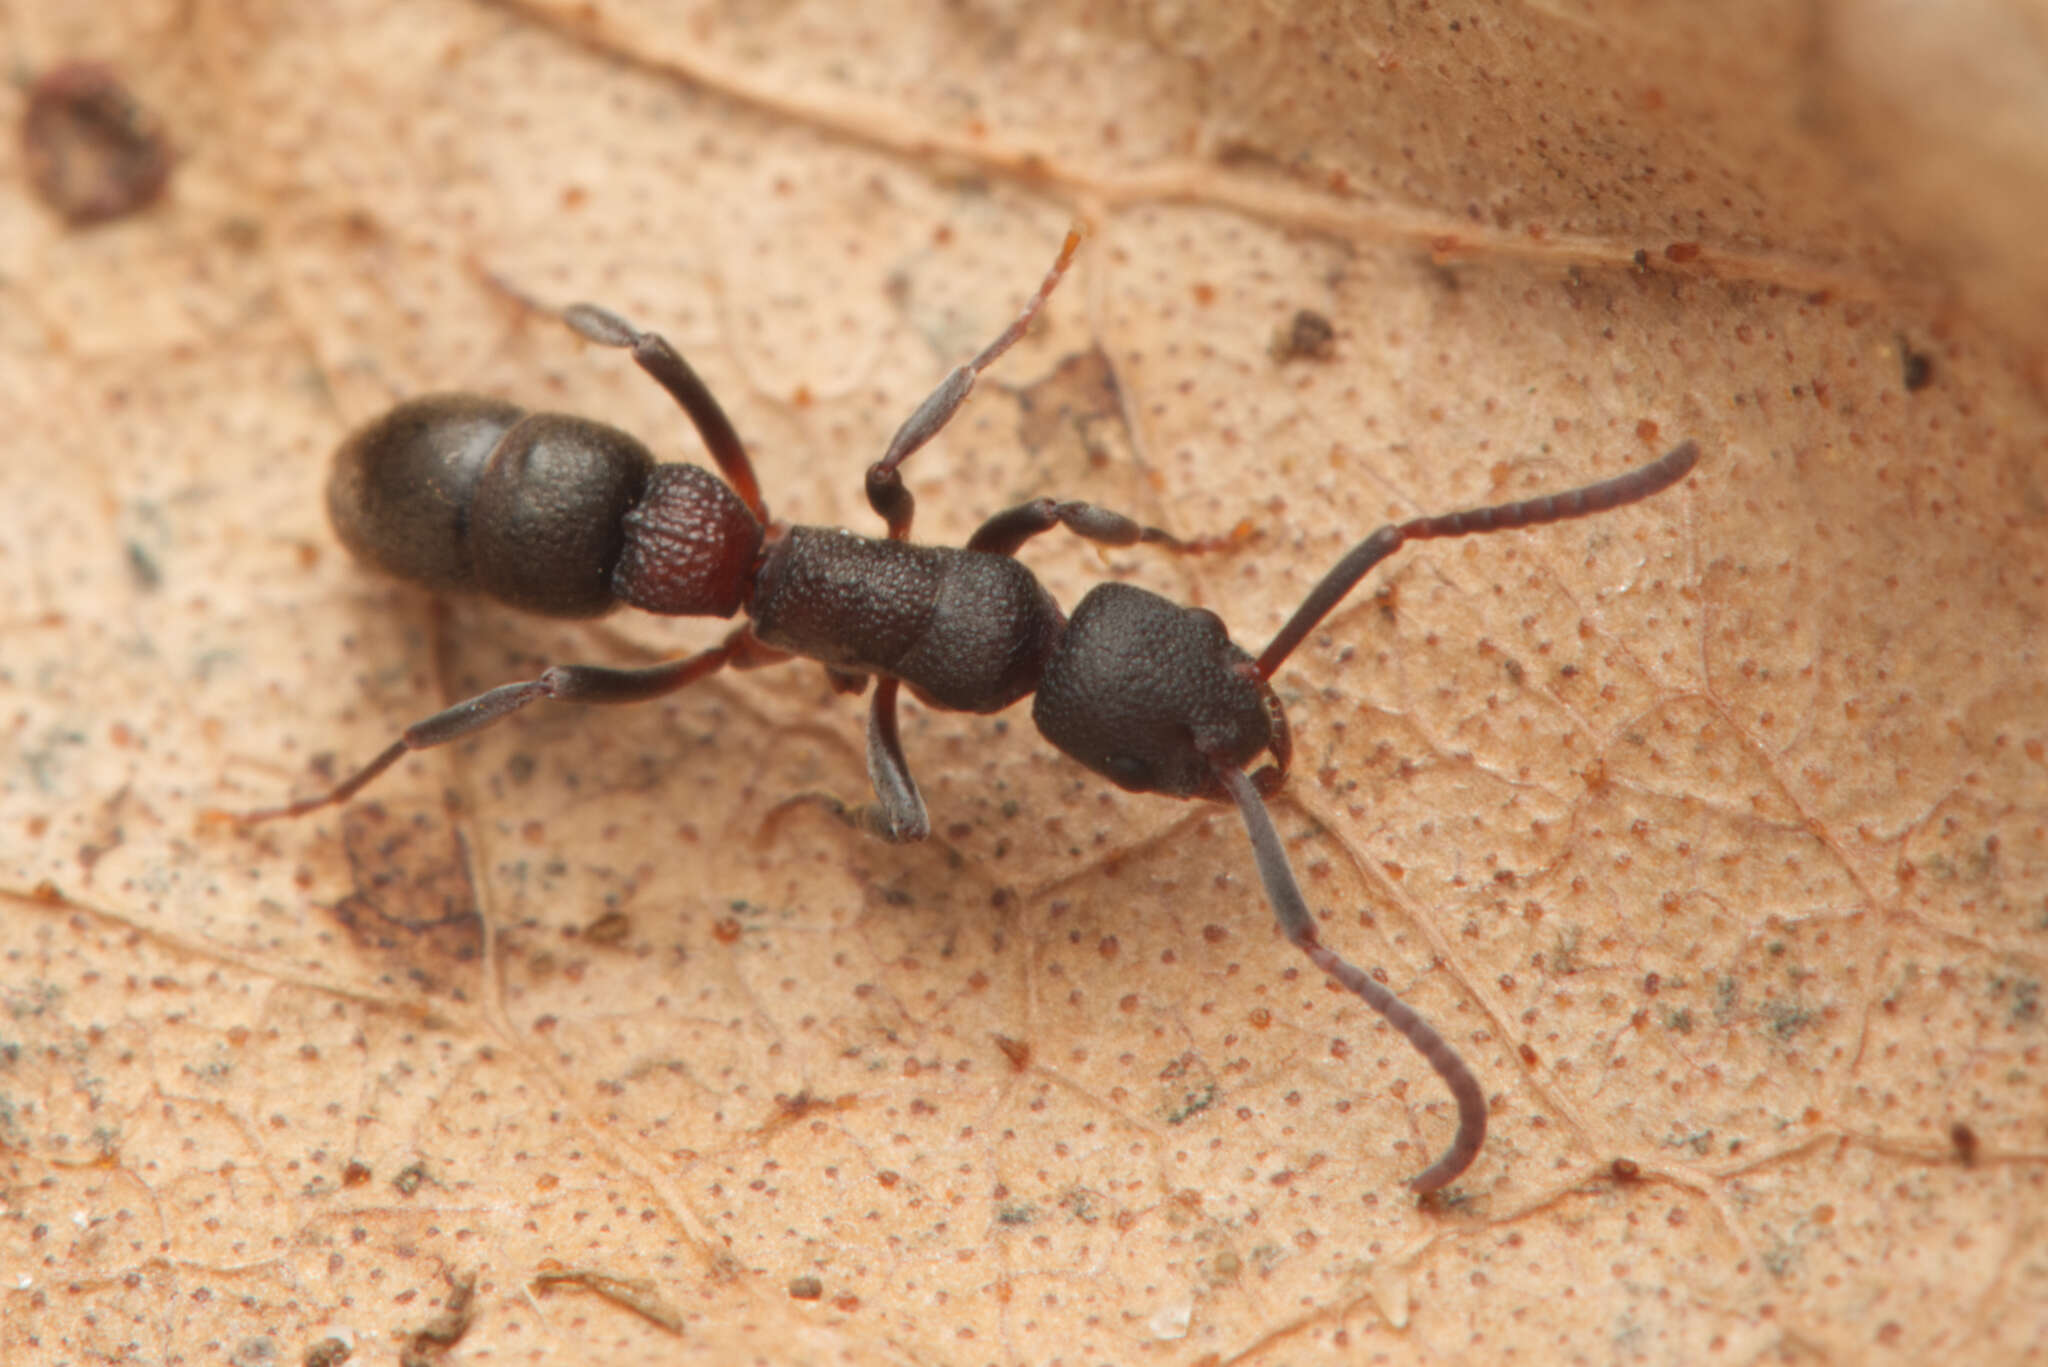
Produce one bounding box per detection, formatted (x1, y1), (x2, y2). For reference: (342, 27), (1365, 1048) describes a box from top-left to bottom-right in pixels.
(234, 228), (1699, 1194)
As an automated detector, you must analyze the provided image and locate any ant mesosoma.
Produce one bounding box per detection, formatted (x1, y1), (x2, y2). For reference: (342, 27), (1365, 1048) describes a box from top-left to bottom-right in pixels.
(237, 228), (1698, 1194)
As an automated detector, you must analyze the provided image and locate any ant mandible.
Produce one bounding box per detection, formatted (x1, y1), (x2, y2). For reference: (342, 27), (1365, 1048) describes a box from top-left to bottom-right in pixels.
(240, 227), (1699, 1194)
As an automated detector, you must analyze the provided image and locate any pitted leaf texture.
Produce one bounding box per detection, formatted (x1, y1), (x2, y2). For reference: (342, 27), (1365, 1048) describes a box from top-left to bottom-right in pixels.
(3, 1), (2044, 1364)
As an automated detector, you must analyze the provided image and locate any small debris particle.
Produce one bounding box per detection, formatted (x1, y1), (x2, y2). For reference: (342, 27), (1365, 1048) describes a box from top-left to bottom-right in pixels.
(303, 1338), (352, 1367)
(126, 541), (162, 590)
(1899, 338), (1934, 392)
(399, 1272), (476, 1367)
(1270, 309), (1337, 363)
(993, 1033), (1032, 1070)
(23, 63), (171, 225)
(533, 1269), (685, 1333)
(583, 909), (631, 945)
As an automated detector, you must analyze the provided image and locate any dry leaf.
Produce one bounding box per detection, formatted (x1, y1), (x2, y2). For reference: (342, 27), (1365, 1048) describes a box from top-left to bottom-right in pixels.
(4, 2), (2045, 1364)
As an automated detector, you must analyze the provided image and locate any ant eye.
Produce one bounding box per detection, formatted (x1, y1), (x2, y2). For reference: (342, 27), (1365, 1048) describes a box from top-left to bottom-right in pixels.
(1103, 753), (1153, 789)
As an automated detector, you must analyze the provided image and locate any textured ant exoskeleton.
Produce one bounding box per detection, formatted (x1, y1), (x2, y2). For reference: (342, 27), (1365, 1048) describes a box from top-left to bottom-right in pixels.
(236, 229), (1699, 1194)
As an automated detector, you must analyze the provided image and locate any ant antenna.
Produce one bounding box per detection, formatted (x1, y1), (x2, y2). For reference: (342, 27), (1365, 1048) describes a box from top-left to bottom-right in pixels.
(1258, 440), (1699, 678)
(1215, 763), (1486, 1193)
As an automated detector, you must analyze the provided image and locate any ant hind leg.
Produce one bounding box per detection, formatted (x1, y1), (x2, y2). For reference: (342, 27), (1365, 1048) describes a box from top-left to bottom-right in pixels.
(218, 627), (782, 825)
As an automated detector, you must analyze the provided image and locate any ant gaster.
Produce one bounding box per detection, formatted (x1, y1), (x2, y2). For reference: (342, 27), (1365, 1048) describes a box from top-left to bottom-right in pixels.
(242, 229), (1699, 1194)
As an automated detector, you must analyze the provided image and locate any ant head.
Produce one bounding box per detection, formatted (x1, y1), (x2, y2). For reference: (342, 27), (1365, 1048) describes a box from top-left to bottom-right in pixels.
(1032, 582), (1279, 799)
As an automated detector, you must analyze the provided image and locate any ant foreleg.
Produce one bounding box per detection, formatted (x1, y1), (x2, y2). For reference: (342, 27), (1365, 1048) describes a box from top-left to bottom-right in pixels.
(1214, 762), (1487, 1195)
(1256, 441), (1698, 678)
(225, 627), (783, 824)
(865, 226), (1086, 540)
(965, 497), (1241, 557)
(565, 304), (768, 522)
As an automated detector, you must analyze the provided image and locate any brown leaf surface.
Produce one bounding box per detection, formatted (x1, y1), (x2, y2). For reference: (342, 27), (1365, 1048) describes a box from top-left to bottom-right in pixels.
(4, 1), (2046, 1363)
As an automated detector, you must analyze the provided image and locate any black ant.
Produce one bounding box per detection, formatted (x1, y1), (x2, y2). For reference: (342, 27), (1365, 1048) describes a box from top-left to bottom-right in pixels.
(232, 228), (1699, 1194)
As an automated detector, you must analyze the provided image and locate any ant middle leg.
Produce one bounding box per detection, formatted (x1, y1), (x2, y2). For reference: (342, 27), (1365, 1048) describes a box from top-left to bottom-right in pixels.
(228, 627), (786, 824)
(760, 676), (931, 844)
(564, 304), (768, 522)
(864, 226), (1086, 540)
(852, 678), (931, 842)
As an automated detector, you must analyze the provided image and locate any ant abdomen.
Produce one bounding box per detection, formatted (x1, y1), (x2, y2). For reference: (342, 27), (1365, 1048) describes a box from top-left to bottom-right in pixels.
(326, 394), (761, 620)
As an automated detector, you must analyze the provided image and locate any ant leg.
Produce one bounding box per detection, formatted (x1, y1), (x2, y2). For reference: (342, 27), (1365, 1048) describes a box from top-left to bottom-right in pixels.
(865, 226), (1086, 540)
(855, 678), (931, 842)
(1213, 762), (1486, 1195)
(766, 677), (930, 843)
(1256, 441), (1699, 678)
(227, 627), (785, 824)
(565, 304), (767, 522)
(966, 497), (1243, 557)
